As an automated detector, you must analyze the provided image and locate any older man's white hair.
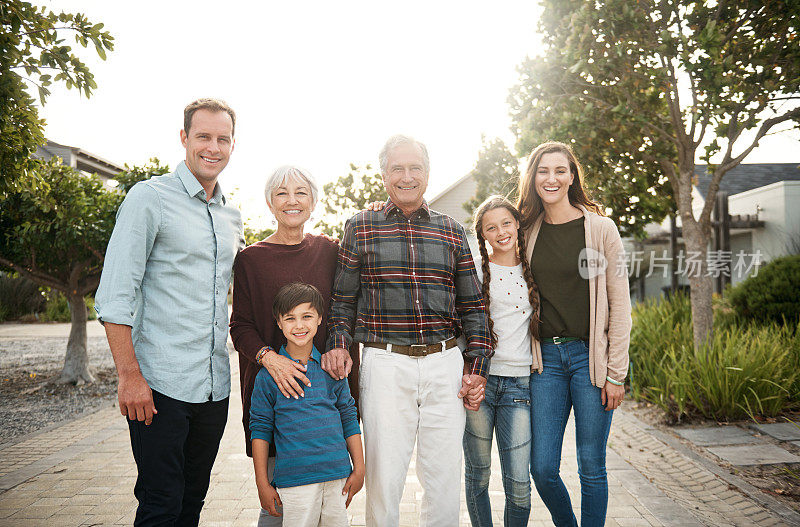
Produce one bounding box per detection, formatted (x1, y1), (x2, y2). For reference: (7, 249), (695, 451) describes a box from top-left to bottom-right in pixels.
(264, 165), (319, 208)
(379, 135), (430, 175)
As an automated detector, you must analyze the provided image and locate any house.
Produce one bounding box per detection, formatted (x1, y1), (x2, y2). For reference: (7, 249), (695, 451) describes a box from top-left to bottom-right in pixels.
(634, 164), (800, 300)
(428, 172), (481, 255)
(695, 164), (800, 261)
(33, 139), (124, 186)
(427, 163), (800, 301)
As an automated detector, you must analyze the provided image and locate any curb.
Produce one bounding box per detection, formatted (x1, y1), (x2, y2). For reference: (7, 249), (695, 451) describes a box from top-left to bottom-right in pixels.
(624, 411), (800, 527)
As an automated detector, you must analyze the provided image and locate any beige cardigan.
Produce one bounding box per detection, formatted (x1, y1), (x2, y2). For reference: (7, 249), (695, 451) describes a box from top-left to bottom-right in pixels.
(524, 206), (631, 388)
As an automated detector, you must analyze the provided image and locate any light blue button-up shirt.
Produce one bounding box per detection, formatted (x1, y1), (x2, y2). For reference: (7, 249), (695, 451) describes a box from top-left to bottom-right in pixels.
(95, 161), (244, 403)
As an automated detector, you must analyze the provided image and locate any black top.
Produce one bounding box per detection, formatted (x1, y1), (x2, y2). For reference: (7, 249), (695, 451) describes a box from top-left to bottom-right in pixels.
(531, 217), (590, 340)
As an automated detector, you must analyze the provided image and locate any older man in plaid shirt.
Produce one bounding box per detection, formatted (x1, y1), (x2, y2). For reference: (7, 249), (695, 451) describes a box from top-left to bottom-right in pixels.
(323, 134), (492, 527)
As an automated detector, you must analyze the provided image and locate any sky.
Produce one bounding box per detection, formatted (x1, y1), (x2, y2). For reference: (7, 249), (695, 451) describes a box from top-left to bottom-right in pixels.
(35, 1), (800, 228)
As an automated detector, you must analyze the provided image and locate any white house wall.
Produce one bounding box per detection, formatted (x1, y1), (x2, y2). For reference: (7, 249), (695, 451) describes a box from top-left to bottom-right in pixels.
(728, 181), (800, 260)
(428, 176), (479, 227)
(428, 174), (480, 257)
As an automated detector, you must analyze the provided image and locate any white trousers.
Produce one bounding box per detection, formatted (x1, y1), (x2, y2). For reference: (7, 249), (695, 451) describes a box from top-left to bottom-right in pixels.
(360, 345), (466, 527)
(276, 478), (349, 527)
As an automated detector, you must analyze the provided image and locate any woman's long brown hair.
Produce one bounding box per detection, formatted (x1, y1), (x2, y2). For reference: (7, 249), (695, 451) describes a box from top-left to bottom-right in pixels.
(473, 195), (540, 346)
(516, 141), (604, 231)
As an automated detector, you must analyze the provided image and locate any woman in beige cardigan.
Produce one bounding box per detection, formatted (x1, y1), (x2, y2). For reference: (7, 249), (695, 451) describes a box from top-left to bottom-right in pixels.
(517, 141), (631, 527)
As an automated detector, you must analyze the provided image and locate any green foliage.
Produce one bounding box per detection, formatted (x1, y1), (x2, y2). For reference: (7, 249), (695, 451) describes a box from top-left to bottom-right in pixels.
(729, 255), (800, 325)
(629, 293), (800, 422)
(43, 293), (96, 322)
(43, 293), (69, 322)
(509, 0), (800, 238)
(0, 271), (46, 320)
(462, 138), (520, 218)
(316, 164), (386, 238)
(244, 226), (275, 246)
(0, 158), (168, 298)
(0, 158), (118, 294)
(112, 158), (170, 193)
(1, 1), (114, 197)
(0, 158), (162, 382)
(225, 186), (274, 246)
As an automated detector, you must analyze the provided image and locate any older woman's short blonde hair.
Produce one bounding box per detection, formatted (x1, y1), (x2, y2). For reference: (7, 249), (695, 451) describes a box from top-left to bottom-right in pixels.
(264, 165), (319, 208)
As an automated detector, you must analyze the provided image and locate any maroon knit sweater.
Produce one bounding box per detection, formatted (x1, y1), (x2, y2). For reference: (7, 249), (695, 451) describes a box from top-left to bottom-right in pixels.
(230, 234), (358, 457)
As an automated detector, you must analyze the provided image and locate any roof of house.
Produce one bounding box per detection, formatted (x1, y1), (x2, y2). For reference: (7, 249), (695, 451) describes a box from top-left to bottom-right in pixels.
(428, 171), (475, 206)
(35, 139), (124, 178)
(695, 163), (800, 198)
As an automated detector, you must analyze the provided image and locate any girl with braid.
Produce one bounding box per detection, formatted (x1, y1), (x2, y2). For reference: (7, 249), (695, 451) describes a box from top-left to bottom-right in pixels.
(464, 195), (539, 527)
(518, 141), (631, 527)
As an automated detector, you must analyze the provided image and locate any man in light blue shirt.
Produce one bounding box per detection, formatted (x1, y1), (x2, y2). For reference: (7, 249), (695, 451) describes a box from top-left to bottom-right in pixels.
(95, 98), (244, 526)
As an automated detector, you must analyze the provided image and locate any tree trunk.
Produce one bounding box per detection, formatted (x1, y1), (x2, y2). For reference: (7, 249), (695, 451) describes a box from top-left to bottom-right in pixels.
(56, 294), (95, 384)
(682, 218), (714, 352)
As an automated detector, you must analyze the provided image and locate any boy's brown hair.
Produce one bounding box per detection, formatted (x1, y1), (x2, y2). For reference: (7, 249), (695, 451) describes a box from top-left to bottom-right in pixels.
(272, 283), (324, 320)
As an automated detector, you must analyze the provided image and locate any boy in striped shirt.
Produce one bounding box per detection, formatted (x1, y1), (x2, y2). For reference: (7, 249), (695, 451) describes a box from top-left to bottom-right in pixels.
(250, 283), (364, 526)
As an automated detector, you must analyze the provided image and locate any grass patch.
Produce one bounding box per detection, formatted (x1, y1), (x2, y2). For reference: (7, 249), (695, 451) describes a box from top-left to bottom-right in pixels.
(629, 293), (800, 422)
(42, 294), (97, 322)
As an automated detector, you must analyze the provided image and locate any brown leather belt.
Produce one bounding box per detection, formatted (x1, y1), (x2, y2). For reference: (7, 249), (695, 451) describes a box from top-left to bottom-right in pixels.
(365, 337), (458, 357)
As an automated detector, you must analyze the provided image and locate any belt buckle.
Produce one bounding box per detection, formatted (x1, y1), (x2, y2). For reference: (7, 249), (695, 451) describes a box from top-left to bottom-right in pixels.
(552, 336), (565, 345)
(408, 344), (428, 357)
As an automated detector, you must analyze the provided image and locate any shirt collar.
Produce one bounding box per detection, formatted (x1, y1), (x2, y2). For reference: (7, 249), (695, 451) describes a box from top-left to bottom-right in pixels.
(383, 199), (430, 220)
(278, 345), (321, 364)
(176, 161), (227, 205)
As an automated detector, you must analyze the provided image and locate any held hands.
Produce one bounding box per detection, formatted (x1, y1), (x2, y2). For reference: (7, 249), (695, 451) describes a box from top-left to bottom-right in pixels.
(321, 348), (353, 380)
(342, 464), (365, 507)
(117, 371), (157, 425)
(257, 481), (282, 517)
(458, 372), (487, 411)
(601, 380), (625, 411)
(261, 350), (311, 399)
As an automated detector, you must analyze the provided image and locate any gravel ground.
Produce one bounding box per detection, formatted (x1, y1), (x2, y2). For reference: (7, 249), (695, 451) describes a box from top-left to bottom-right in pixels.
(0, 336), (118, 445)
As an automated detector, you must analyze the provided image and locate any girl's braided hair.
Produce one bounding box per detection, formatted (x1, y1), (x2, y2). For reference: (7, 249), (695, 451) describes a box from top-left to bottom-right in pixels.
(473, 195), (540, 349)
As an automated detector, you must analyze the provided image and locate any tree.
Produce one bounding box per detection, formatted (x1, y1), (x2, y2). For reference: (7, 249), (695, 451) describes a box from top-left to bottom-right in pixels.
(509, 0), (800, 350)
(0, 1), (113, 197)
(509, 7), (676, 238)
(224, 187), (274, 246)
(243, 226), (275, 246)
(315, 164), (386, 238)
(463, 137), (521, 217)
(0, 158), (169, 384)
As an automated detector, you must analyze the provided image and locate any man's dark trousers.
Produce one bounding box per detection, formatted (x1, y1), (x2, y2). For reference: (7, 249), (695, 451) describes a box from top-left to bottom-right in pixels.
(128, 390), (229, 526)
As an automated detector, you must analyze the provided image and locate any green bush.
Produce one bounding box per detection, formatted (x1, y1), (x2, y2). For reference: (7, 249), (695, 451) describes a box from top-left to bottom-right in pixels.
(0, 272), (46, 320)
(629, 293), (800, 422)
(729, 254), (800, 325)
(43, 293), (97, 322)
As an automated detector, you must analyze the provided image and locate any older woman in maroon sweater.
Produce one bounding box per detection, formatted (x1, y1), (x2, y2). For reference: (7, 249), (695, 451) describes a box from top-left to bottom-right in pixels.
(230, 165), (359, 525)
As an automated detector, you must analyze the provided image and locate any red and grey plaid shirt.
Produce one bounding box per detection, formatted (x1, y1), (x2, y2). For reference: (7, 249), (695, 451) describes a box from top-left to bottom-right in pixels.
(327, 200), (492, 377)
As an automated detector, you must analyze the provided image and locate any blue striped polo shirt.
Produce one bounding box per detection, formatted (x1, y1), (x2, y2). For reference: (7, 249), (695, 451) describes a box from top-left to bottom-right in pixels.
(249, 345), (360, 488)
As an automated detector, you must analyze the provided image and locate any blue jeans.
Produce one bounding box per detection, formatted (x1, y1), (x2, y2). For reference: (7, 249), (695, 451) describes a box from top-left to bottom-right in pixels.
(530, 340), (613, 527)
(464, 375), (532, 527)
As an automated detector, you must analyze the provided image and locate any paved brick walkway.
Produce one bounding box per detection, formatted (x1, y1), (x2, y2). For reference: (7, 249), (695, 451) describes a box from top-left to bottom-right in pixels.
(1, 348), (797, 525)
